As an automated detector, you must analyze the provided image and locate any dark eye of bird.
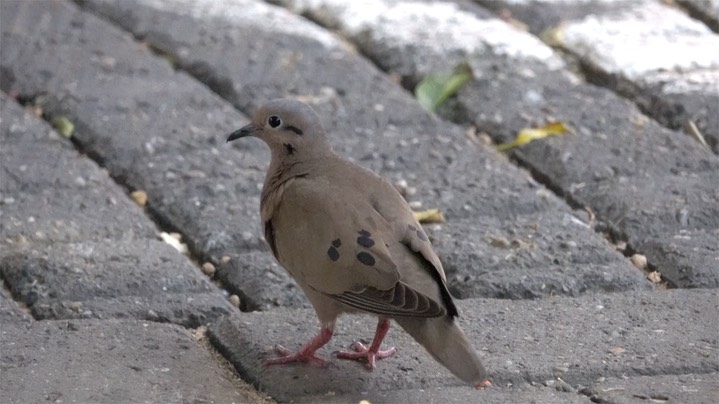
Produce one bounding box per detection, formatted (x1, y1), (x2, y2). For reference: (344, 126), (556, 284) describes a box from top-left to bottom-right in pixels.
(268, 115), (282, 128)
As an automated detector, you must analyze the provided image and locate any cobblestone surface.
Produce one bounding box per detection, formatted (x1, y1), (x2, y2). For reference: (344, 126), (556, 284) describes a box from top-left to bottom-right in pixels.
(1, 0), (717, 402)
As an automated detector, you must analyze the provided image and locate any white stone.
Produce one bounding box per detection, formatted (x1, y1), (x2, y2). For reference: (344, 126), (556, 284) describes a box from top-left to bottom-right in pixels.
(561, 2), (719, 81)
(287, 0), (565, 70)
(137, 0), (340, 48)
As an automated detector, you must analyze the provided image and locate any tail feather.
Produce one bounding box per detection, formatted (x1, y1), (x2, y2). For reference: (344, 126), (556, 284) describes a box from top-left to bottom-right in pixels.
(395, 316), (487, 385)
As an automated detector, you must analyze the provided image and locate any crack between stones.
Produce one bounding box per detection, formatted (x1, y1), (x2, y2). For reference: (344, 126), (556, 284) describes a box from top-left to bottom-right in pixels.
(676, 0), (719, 34)
(6, 92), (241, 324)
(501, 151), (675, 289)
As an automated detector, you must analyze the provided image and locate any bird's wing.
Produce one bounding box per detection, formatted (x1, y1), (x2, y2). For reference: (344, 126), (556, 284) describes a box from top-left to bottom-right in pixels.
(271, 175), (445, 318)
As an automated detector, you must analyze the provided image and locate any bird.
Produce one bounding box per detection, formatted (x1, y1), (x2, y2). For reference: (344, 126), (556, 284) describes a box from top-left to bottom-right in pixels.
(227, 98), (490, 388)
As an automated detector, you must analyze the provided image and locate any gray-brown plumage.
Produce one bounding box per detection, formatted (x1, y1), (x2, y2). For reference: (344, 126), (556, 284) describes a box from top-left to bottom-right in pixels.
(227, 99), (489, 387)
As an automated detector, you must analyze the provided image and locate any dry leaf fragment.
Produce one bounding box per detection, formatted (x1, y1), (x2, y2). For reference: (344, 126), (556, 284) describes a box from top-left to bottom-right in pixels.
(647, 271), (662, 284)
(412, 208), (446, 223)
(160, 231), (188, 254)
(608, 346), (626, 355)
(497, 122), (570, 151)
(201, 262), (216, 277)
(130, 190), (148, 206)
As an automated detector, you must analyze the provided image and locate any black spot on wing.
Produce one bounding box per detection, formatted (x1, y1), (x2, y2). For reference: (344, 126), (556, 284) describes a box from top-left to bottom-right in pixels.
(332, 238), (342, 248)
(358, 229), (371, 237)
(327, 246), (340, 261)
(416, 229), (429, 241)
(357, 235), (375, 248)
(356, 251), (375, 266)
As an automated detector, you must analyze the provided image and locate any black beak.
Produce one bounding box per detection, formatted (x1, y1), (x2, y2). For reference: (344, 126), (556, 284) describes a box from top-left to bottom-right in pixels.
(226, 123), (259, 142)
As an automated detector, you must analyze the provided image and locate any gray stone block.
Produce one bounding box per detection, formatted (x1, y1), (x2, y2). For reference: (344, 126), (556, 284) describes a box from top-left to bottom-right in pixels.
(0, 239), (234, 326)
(208, 289), (719, 401)
(0, 319), (269, 403)
(0, 94), (157, 244)
(582, 373), (719, 404)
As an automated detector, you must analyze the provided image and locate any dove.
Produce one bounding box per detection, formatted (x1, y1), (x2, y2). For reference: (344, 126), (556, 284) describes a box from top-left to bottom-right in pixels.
(227, 99), (490, 388)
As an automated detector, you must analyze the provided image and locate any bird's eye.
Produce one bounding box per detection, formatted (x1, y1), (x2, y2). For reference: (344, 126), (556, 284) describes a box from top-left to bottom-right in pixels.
(268, 115), (282, 128)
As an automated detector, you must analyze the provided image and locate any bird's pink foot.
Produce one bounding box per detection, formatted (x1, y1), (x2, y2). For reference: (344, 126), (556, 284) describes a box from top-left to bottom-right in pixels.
(475, 379), (492, 389)
(263, 327), (333, 368)
(336, 341), (397, 370)
(265, 344), (330, 367)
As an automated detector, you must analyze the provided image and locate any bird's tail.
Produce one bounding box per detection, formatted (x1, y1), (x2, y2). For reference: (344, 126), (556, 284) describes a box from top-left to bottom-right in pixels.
(395, 316), (488, 386)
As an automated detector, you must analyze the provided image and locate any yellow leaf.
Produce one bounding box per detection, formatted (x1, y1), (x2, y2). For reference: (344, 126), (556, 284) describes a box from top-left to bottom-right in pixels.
(412, 208), (445, 223)
(497, 122), (570, 151)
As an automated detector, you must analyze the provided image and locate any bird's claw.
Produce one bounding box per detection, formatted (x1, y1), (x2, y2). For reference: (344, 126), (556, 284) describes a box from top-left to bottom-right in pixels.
(336, 341), (397, 370)
(475, 379), (492, 389)
(264, 344), (330, 368)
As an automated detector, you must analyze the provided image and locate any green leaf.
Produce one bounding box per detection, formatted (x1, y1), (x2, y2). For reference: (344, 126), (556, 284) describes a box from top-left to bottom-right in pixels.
(415, 62), (473, 112)
(51, 116), (75, 138)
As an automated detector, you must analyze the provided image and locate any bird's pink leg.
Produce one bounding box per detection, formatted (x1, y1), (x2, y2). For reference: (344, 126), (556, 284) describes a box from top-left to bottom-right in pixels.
(265, 327), (333, 367)
(337, 319), (396, 369)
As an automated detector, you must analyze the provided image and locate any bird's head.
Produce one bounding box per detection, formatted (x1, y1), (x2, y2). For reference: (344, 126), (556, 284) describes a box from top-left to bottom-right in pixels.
(227, 99), (331, 158)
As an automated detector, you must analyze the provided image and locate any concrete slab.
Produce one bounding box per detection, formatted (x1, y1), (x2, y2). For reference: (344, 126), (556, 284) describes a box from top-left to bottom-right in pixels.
(208, 289), (719, 402)
(299, 383), (593, 403)
(475, 0), (638, 35)
(0, 319), (271, 403)
(0, 91), (234, 325)
(678, 0), (719, 31)
(430, 216), (652, 299)
(558, 1), (719, 152)
(0, 0), (268, 262)
(582, 372), (719, 404)
(475, 0), (719, 152)
(0, 285), (31, 323)
(0, 94), (157, 244)
(216, 251), (312, 311)
(0, 239), (234, 326)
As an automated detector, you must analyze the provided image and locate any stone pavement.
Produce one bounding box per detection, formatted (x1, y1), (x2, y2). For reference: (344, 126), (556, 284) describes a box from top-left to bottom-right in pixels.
(0, 0), (716, 402)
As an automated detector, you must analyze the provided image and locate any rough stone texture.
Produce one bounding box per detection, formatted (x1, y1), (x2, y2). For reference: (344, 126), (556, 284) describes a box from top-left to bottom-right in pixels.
(299, 384), (593, 403)
(209, 289), (719, 401)
(0, 0), (716, 402)
(0, 0), (268, 263)
(1, 239), (233, 326)
(582, 373), (719, 404)
(677, 0), (719, 33)
(558, 1), (719, 153)
(0, 92), (234, 325)
(0, 95), (156, 244)
(0, 285), (31, 323)
(475, 0), (639, 35)
(430, 217), (653, 299)
(269, 0), (719, 288)
(216, 251), (312, 311)
(476, 0), (719, 153)
(0, 319), (267, 403)
(70, 0), (651, 302)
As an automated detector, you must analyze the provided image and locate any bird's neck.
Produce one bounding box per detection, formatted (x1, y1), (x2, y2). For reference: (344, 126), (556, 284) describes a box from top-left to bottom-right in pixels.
(259, 150), (322, 222)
